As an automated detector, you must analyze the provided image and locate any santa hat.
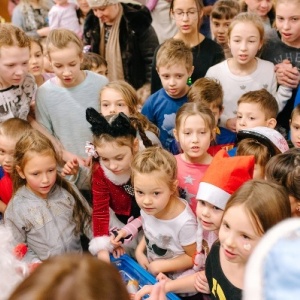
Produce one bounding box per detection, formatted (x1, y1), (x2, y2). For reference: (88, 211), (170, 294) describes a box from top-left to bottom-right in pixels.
(237, 126), (289, 156)
(196, 149), (254, 209)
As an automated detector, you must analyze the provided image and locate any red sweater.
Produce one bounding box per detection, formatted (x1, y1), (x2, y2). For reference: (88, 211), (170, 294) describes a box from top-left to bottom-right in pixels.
(0, 167), (13, 205)
(92, 163), (133, 237)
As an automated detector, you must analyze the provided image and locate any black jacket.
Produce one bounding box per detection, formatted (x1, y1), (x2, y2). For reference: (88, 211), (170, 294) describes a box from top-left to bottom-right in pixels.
(83, 3), (159, 89)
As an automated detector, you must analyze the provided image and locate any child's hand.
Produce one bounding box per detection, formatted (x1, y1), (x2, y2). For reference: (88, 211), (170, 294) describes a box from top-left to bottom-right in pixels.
(275, 59), (300, 88)
(148, 281), (167, 300)
(194, 270), (210, 294)
(135, 252), (149, 270)
(134, 285), (154, 300)
(156, 272), (170, 282)
(112, 246), (125, 258)
(225, 118), (236, 132)
(111, 229), (128, 245)
(97, 249), (110, 263)
(61, 158), (79, 177)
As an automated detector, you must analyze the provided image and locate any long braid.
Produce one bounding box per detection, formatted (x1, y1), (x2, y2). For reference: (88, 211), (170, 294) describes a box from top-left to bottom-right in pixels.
(129, 117), (153, 148)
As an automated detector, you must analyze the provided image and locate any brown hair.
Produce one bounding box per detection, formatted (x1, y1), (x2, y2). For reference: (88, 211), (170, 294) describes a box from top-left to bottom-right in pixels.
(81, 52), (107, 70)
(224, 179), (291, 236)
(156, 39), (193, 71)
(13, 130), (91, 235)
(175, 102), (216, 138)
(131, 147), (178, 195)
(99, 81), (159, 137)
(29, 37), (44, 53)
(265, 148), (300, 202)
(46, 29), (83, 58)
(290, 103), (300, 121)
(170, 0), (204, 30)
(187, 77), (223, 110)
(237, 89), (278, 119)
(236, 138), (272, 177)
(211, 0), (241, 20)
(0, 118), (32, 142)
(9, 253), (130, 300)
(228, 12), (265, 42)
(0, 24), (30, 56)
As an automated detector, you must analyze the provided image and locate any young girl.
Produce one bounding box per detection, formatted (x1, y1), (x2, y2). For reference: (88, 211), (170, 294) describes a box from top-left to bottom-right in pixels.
(151, 0), (225, 93)
(12, 0), (51, 38)
(210, 0), (241, 58)
(260, 0), (300, 135)
(0, 118), (32, 216)
(132, 147), (198, 281)
(290, 104), (300, 148)
(205, 179), (291, 299)
(240, 0), (278, 41)
(99, 80), (161, 147)
(0, 24), (36, 123)
(4, 130), (92, 263)
(85, 108), (152, 261)
(173, 103), (215, 213)
(205, 12), (292, 132)
(265, 148), (300, 217)
(29, 38), (54, 87)
(135, 149), (255, 300)
(48, 0), (82, 37)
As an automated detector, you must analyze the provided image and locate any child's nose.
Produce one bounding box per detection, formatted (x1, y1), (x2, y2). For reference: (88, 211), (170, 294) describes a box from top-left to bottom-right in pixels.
(201, 207), (210, 217)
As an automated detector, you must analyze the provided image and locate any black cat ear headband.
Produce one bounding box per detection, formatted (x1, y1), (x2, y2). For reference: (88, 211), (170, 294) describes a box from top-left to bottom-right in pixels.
(86, 107), (136, 138)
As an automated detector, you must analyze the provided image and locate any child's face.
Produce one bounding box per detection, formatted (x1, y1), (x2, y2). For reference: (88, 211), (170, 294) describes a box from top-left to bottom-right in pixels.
(134, 170), (175, 219)
(236, 102), (271, 132)
(157, 63), (192, 99)
(290, 114), (300, 148)
(253, 163), (264, 179)
(0, 135), (16, 174)
(172, 0), (200, 35)
(48, 42), (83, 88)
(96, 141), (135, 175)
(91, 63), (108, 76)
(77, 0), (90, 15)
(16, 153), (57, 199)
(100, 88), (130, 116)
(0, 46), (30, 89)
(29, 42), (44, 77)
(276, 1), (300, 48)
(228, 21), (263, 66)
(174, 114), (212, 163)
(54, 0), (68, 5)
(196, 200), (223, 231)
(219, 204), (262, 265)
(211, 18), (232, 45)
(208, 103), (222, 126)
(245, 0), (273, 18)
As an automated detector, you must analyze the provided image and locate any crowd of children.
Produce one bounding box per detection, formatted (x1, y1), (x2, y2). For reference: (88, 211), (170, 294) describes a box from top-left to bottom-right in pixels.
(1, 0), (300, 298)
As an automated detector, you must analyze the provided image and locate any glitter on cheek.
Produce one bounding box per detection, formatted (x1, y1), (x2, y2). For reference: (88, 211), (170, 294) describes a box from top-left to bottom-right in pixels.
(243, 243), (251, 251)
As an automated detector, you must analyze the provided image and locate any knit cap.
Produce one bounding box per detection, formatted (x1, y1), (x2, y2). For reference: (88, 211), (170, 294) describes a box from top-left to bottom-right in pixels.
(87, 0), (118, 8)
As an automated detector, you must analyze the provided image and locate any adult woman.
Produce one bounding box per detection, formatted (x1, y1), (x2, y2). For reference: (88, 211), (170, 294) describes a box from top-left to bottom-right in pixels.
(151, 0), (225, 94)
(83, 0), (159, 90)
(12, 0), (52, 38)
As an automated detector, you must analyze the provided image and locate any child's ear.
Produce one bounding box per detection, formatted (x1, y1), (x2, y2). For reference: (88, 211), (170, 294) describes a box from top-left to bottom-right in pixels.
(189, 66), (195, 77)
(173, 128), (179, 142)
(16, 165), (25, 179)
(220, 106), (224, 115)
(267, 118), (277, 129)
(133, 138), (139, 153)
(296, 202), (300, 217)
(211, 127), (216, 141)
(172, 179), (179, 194)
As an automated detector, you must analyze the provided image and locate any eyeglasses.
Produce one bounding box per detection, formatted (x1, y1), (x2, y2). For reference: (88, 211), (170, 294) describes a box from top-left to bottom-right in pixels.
(172, 9), (199, 20)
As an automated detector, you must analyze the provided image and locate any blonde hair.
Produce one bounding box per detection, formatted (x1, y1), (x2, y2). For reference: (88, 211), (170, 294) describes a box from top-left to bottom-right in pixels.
(13, 130), (91, 235)
(237, 89), (278, 119)
(156, 39), (193, 71)
(175, 102), (216, 138)
(0, 118), (32, 142)
(187, 77), (223, 110)
(291, 104), (300, 122)
(131, 147), (178, 195)
(228, 12), (265, 42)
(236, 138), (272, 177)
(224, 180), (291, 236)
(100, 80), (159, 136)
(46, 29), (83, 58)
(0, 24), (30, 55)
(9, 253), (130, 300)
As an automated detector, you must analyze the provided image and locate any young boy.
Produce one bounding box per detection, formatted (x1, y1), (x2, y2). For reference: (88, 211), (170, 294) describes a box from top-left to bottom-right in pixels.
(228, 89), (278, 156)
(142, 39), (194, 153)
(188, 77), (237, 155)
(81, 52), (108, 77)
(289, 104), (300, 148)
(210, 0), (240, 58)
(0, 118), (32, 217)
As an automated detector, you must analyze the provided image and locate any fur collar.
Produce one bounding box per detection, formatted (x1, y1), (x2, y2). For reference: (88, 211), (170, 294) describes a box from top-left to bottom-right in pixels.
(100, 160), (131, 186)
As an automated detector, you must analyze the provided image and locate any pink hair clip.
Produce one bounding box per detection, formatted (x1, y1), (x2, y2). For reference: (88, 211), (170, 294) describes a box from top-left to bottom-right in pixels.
(85, 141), (98, 158)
